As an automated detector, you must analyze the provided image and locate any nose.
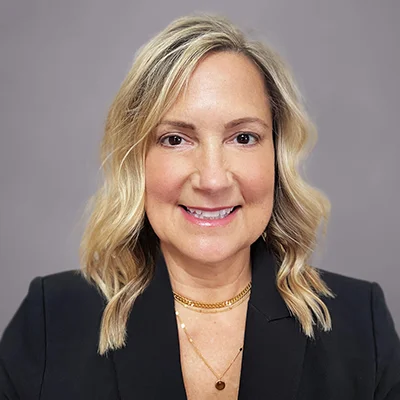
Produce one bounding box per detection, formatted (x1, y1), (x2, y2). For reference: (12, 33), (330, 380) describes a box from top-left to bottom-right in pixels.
(191, 141), (232, 192)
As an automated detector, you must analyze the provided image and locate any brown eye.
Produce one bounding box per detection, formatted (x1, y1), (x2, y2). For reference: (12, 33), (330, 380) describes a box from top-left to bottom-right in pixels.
(237, 133), (250, 144)
(161, 135), (183, 146)
(235, 133), (257, 145)
(169, 136), (181, 145)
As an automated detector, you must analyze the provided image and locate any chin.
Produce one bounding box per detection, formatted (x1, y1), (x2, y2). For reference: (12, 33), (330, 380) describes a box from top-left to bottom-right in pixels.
(181, 236), (248, 265)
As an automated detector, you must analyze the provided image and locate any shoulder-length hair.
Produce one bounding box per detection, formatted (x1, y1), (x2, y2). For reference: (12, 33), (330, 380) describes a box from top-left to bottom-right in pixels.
(80, 14), (334, 355)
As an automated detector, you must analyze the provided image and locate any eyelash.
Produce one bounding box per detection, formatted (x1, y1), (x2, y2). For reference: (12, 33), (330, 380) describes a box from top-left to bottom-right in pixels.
(159, 132), (260, 147)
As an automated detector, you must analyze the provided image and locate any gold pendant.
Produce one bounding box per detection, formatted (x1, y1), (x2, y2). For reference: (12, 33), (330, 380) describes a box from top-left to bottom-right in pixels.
(215, 380), (225, 390)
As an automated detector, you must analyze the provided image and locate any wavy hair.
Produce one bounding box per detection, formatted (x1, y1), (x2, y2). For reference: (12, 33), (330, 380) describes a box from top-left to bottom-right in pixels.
(80, 14), (334, 355)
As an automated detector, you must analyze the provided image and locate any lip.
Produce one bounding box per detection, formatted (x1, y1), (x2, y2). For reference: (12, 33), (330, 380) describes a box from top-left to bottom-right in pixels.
(179, 205), (240, 227)
(181, 205), (237, 211)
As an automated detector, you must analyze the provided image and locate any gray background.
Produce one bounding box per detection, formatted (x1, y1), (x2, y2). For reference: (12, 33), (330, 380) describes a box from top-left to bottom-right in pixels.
(0, 0), (399, 335)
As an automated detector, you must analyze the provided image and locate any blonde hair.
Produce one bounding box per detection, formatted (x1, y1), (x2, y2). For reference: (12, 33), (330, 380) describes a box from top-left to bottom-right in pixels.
(80, 14), (334, 355)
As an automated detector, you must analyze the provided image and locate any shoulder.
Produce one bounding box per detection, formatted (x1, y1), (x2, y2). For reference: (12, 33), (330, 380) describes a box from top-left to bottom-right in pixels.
(34, 270), (106, 334)
(317, 267), (371, 292)
(19, 270), (106, 319)
(1, 270), (105, 350)
(0, 270), (105, 398)
(314, 269), (400, 392)
(40, 269), (106, 309)
(315, 268), (398, 330)
(317, 268), (372, 303)
(315, 268), (387, 326)
(40, 268), (100, 292)
(315, 268), (400, 359)
(313, 268), (374, 318)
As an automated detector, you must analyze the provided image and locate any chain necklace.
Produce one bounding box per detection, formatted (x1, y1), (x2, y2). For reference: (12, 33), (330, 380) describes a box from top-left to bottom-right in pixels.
(175, 309), (243, 391)
(173, 281), (251, 312)
(175, 290), (250, 314)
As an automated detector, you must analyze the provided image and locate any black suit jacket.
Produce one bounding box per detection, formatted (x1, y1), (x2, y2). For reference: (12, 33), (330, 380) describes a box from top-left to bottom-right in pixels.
(1, 238), (400, 399)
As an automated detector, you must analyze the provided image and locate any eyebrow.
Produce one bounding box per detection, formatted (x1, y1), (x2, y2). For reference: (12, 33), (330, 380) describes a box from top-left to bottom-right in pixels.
(156, 117), (270, 131)
(225, 117), (270, 130)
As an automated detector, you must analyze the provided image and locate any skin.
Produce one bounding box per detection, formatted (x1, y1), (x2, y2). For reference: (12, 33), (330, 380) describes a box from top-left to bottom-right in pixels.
(145, 51), (275, 302)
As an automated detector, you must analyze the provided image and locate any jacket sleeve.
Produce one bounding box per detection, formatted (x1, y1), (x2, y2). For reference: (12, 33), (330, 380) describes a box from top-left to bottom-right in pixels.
(372, 282), (400, 399)
(0, 277), (46, 400)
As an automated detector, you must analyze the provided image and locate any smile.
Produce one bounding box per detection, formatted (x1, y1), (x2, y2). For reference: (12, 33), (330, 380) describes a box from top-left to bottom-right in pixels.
(180, 205), (239, 220)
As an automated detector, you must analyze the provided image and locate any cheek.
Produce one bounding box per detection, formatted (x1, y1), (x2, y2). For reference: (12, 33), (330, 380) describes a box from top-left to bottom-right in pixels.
(144, 152), (185, 207)
(240, 156), (275, 207)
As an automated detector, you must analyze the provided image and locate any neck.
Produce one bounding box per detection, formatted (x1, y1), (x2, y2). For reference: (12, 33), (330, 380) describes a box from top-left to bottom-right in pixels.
(161, 243), (252, 303)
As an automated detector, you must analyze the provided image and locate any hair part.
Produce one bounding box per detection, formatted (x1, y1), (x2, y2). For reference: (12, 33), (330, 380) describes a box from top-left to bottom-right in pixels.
(80, 14), (334, 355)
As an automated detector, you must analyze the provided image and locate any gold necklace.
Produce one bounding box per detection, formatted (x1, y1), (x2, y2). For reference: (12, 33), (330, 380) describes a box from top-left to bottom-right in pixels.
(175, 309), (243, 391)
(176, 290), (250, 314)
(173, 281), (251, 311)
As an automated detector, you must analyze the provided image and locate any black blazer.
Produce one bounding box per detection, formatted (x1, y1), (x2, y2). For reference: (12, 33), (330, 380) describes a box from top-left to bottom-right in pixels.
(1, 238), (400, 399)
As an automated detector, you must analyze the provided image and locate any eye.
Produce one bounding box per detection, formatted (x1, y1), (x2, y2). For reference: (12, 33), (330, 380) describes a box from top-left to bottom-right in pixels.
(234, 132), (259, 145)
(159, 135), (186, 147)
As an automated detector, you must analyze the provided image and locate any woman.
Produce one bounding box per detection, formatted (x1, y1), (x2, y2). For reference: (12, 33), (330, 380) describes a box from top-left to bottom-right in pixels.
(1, 14), (399, 400)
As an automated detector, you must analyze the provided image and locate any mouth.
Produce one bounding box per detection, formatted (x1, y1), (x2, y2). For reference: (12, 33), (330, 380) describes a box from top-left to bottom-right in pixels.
(179, 205), (241, 220)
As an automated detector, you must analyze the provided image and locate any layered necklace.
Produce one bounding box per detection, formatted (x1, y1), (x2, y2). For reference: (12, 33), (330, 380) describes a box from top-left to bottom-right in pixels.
(173, 281), (251, 313)
(173, 282), (251, 391)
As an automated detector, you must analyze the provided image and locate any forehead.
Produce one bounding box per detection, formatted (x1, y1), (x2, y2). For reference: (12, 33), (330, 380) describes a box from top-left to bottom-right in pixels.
(164, 51), (271, 122)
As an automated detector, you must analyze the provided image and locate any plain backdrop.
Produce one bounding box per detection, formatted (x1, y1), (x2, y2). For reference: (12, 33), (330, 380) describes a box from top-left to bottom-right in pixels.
(0, 0), (399, 335)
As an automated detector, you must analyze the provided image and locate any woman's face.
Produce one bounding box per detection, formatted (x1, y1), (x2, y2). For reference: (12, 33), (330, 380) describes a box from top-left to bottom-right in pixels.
(145, 51), (275, 265)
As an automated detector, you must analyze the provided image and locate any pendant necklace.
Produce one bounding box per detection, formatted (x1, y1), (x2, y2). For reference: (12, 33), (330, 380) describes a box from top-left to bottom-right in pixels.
(173, 281), (250, 390)
(175, 309), (244, 391)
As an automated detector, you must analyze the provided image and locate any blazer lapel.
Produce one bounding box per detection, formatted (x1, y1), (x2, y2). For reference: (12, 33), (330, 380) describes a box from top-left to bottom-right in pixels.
(112, 250), (187, 399)
(112, 237), (306, 399)
(238, 238), (307, 399)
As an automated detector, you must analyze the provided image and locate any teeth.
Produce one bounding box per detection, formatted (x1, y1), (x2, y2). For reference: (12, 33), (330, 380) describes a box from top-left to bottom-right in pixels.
(186, 207), (234, 219)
